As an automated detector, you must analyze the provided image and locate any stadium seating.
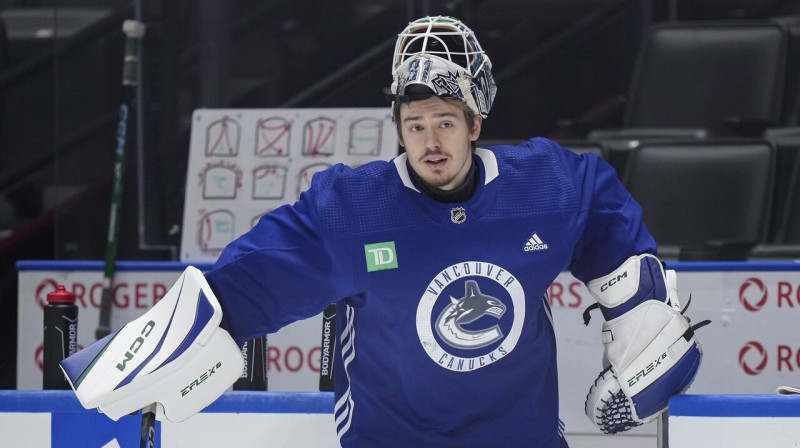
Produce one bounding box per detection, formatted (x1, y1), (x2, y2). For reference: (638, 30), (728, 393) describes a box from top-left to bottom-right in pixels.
(584, 20), (789, 184)
(749, 129), (800, 259)
(619, 20), (788, 137)
(622, 140), (775, 260)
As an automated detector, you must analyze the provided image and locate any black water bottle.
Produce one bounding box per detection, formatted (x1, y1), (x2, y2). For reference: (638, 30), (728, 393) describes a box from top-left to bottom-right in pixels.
(43, 285), (79, 389)
(233, 335), (269, 390)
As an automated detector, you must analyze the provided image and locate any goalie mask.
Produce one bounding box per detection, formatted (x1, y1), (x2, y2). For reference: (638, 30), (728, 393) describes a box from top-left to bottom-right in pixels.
(389, 16), (497, 118)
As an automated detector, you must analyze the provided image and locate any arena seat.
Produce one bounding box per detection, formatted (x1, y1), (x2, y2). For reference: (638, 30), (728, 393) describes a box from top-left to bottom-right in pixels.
(622, 140), (775, 260)
(750, 131), (800, 259)
(623, 20), (787, 137)
(587, 19), (789, 176)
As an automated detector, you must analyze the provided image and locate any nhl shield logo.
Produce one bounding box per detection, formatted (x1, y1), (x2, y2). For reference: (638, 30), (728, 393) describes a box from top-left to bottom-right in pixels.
(451, 207), (466, 224)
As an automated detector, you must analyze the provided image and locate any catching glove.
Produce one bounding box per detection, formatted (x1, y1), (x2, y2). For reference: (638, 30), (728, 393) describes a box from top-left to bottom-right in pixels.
(583, 254), (709, 434)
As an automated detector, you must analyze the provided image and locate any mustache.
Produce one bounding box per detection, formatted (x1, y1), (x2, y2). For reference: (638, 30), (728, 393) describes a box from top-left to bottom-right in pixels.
(420, 149), (447, 160)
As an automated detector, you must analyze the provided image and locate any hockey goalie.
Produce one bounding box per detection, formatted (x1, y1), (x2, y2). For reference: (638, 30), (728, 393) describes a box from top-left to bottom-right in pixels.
(56, 14), (711, 446)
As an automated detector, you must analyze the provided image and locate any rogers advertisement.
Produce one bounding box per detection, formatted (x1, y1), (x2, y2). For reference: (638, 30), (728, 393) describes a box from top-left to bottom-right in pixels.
(17, 263), (324, 393)
(16, 262), (800, 435)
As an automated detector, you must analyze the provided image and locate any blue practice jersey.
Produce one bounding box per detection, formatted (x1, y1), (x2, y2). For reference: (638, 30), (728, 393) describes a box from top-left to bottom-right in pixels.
(205, 137), (657, 448)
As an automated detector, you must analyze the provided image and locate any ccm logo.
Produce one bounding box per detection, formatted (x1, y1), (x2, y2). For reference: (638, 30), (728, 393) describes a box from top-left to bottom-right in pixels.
(600, 272), (628, 292)
(117, 320), (156, 372)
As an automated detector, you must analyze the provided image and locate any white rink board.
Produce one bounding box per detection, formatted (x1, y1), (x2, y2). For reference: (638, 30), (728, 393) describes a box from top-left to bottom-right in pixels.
(671, 416), (800, 447)
(0, 390), (337, 448)
(0, 412), (50, 447)
(161, 413), (338, 447)
(4, 391), (799, 448)
(17, 260), (800, 439)
(668, 394), (800, 447)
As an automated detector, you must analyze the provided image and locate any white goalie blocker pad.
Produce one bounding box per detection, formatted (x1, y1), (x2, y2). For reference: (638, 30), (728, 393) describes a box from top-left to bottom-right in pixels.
(60, 266), (244, 422)
(584, 254), (704, 434)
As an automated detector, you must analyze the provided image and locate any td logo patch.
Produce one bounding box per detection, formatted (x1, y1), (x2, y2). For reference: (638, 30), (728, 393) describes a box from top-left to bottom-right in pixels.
(364, 241), (398, 272)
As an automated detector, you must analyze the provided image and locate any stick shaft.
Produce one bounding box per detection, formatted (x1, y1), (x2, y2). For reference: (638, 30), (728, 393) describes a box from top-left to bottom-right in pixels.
(95, 20), (145, 340)
(95, 103), (128, 340)
(140, 403), (157, 448)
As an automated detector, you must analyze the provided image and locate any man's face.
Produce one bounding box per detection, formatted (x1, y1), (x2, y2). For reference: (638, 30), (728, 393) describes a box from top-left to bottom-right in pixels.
(398, 96), (482, 191)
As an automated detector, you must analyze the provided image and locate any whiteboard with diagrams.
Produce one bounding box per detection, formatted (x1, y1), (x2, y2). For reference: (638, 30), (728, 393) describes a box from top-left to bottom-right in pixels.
(180, 108), (398, 262)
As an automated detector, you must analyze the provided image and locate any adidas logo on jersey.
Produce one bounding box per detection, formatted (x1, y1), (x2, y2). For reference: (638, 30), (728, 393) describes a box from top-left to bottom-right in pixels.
(524, 233), (548, 252)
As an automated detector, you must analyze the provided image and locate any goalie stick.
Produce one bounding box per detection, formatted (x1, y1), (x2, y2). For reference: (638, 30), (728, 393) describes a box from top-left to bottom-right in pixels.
(140, 403), (157, 448)
(95, 20), (145, 342)
(104, 19), (153, 448)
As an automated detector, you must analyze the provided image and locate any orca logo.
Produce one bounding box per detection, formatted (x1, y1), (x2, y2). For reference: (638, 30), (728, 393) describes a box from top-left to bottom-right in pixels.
(739, 278), (767, 312)
(417, 261), (525, 372)
(739, 341), (767, 376)
(435, 280), (507, 349)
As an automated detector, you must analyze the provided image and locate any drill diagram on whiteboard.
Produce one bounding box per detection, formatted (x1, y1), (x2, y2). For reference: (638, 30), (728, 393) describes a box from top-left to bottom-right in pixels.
(181, 108), (397, 262)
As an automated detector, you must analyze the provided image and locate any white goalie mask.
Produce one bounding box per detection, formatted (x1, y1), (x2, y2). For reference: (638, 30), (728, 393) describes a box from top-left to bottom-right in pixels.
(390, 16), (497, 118)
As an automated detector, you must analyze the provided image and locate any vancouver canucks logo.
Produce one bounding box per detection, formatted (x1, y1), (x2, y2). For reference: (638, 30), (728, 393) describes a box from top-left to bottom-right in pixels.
(435, 280), (506, 349)
(416, 261), (526, 372)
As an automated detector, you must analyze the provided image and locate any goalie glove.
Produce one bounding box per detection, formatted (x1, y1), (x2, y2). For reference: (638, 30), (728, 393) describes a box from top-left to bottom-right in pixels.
(60, 266), (244, 422)
(583, 254), (710, 434)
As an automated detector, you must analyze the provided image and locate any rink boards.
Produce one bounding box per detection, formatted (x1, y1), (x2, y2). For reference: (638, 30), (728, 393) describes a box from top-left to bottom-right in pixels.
(0, 390), (338, 448)
(15, 260), (800, 441)
(1, 390), (800, 447)
(668, 394), (800, 446)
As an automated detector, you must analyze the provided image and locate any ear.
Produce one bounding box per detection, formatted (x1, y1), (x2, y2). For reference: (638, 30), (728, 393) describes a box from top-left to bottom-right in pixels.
(470, 115), (483, 142)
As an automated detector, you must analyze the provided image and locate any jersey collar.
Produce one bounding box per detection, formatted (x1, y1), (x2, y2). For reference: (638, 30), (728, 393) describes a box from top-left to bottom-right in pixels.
(392, 147), (499, 193)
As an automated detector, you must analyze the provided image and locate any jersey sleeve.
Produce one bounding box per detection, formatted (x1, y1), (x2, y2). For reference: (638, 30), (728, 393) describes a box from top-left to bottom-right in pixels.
(204, 165), (356, 345)
(557, 142), (658, 283)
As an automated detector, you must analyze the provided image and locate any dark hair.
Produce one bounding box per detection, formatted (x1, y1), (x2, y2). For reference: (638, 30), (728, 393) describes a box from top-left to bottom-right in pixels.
(393, 96), (478, 151)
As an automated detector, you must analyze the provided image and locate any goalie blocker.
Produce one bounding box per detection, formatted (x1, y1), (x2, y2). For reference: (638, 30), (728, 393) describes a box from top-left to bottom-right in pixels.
(583, 254), (709, 434)
(60, 266), (244, 422)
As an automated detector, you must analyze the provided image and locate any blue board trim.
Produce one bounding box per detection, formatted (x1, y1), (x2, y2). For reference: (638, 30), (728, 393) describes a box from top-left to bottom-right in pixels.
(0, 390), (88, 413)
(0, 390), (335, 414)
(204, 391), (335, 414)
(6, 392), (800, 418)
(669, 394), (800, 417)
